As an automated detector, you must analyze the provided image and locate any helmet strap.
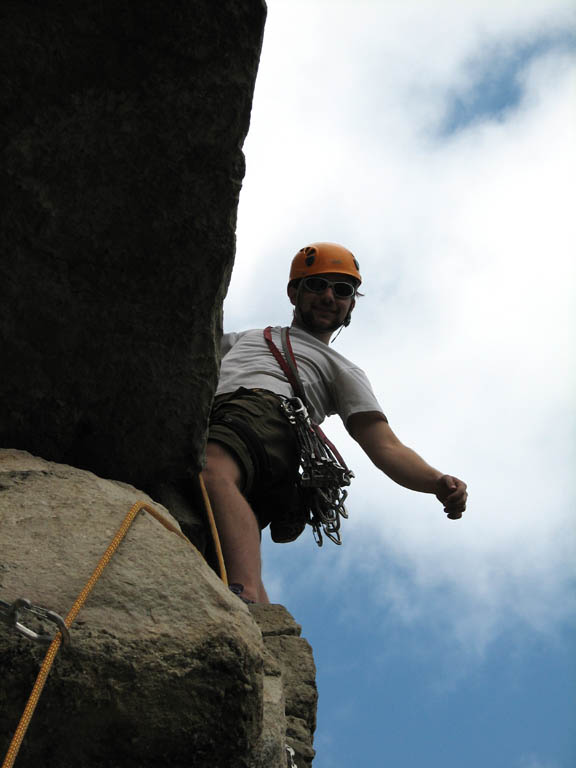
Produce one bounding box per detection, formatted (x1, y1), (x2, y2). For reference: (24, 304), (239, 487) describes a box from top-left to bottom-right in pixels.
(330, 325), (345, 343)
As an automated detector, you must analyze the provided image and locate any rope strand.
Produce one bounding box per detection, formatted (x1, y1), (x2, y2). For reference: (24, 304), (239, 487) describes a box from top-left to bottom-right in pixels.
(2, 495), (225, 768)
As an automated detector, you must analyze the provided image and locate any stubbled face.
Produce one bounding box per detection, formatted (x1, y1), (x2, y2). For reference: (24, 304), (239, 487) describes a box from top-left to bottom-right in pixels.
(288, 272), (356, 335)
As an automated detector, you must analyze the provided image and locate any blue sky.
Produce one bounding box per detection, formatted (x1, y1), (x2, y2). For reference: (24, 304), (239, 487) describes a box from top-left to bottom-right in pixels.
(267, 538), (576, 768)
(440, 30), (576, 135)
(223, 1), (576, 766)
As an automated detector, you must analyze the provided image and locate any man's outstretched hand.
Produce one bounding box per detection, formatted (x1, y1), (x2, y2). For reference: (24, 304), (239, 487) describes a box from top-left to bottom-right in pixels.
(435, 475), (467, 519)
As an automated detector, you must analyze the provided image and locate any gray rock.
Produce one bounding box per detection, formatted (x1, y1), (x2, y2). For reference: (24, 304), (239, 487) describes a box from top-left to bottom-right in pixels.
(251, 645), (287, 768)
(250, 605), (318, 767)
(250, 603), (304, 638)
(0, 0), (267, 492)
(0, 450), (317, 767)
(0, 449), (264, 767)
(0, 3), (321, 764)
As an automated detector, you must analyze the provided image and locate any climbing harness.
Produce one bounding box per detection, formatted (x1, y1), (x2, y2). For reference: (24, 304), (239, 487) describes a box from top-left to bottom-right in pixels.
(1, 499), (217, 768)
(264, 326), (354, 546)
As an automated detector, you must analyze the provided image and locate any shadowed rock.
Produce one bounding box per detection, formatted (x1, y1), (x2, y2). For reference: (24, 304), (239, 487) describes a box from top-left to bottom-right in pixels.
(0, 0), (266, 491)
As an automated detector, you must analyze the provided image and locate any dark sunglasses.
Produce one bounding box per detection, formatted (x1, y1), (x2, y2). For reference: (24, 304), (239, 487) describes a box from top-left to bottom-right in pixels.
(302, 276), (356, 299)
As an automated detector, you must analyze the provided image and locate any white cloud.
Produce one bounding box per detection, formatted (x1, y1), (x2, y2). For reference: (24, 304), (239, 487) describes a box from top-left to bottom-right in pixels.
(231, 0), (576, 655)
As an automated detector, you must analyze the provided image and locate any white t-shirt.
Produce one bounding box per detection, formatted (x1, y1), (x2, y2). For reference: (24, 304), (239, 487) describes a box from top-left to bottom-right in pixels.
(216, 325), (385, 426)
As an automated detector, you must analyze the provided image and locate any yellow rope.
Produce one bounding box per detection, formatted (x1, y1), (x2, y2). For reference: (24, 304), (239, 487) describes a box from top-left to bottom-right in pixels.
(3, 484), (229, 768)
(198, 474), (228, 585)
(2, 500), (190, 768)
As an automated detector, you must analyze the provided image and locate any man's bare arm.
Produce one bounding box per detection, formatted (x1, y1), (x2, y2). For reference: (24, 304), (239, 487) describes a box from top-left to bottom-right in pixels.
(346, 412), (467, 519)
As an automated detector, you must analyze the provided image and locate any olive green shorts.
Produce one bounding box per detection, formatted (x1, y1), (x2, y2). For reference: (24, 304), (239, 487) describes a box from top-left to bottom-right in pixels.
(207, 387), (301, 529)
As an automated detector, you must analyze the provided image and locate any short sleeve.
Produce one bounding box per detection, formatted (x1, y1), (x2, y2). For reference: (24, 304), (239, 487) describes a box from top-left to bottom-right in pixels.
(333, 367), (387, 425)
(221, 332), (241, 358)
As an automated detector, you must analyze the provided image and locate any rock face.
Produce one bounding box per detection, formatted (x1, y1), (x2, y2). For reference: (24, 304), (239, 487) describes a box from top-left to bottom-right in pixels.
(0, 0), (266, 491)
(0, 4), (320, 764)
(250, 605), (318, 768)
(0, 449), (316, 767)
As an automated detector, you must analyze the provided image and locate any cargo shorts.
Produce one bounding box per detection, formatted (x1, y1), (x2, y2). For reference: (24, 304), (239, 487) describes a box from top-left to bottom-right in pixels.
(207, 387), (301, 530)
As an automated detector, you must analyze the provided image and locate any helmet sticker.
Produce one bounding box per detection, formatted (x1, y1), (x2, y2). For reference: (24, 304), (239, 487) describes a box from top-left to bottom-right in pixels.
(303, 246), (317, 266)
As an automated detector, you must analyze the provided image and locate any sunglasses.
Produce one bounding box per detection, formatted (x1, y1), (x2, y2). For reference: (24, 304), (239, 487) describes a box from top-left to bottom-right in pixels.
(302, 276), (356, 299)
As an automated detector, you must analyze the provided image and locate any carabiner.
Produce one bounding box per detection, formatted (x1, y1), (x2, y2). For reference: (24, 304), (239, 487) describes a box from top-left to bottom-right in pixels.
(0, 598), (70, 646)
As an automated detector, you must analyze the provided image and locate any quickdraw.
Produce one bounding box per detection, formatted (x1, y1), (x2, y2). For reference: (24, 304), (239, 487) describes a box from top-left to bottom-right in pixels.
(280, 395), (353, 546)
(263, 325), (355, 546)
(0, 598), (70, 646)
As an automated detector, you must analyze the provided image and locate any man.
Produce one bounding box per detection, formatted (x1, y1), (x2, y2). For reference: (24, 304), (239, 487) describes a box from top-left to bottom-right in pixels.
(202, 242), (467, 604)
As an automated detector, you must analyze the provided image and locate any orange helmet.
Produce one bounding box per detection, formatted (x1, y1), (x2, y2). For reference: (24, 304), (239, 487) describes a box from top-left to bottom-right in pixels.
(289, 242), (362, 285)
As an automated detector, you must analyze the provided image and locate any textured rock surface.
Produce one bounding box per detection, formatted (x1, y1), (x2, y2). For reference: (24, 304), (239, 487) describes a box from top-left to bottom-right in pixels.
(251, 604), (318, 767)
(0, 449), (264, 767)
(0, 0), (266, 491)
(0, 5), (321, 763)
(0, 450), (317, 767)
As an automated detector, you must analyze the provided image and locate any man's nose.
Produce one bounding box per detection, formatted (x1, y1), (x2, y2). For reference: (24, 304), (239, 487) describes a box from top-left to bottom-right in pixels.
(319, 285), (336, 302)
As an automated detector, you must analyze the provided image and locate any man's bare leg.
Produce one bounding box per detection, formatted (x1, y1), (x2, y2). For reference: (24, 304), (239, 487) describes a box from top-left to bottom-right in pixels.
(202, 441), (269, 604)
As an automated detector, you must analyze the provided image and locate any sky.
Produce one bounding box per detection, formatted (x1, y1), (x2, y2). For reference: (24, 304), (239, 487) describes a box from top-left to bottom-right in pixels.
(224, 2), (576, 766)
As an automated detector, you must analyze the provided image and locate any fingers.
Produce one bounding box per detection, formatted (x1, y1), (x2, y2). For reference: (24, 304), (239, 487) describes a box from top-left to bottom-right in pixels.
(435, 475), (466, 501)
(444, 499), (466, 518)
(436, 475), (467, 519)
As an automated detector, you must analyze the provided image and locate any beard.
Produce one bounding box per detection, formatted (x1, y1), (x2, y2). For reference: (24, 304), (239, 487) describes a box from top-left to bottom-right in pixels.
(298, 306), (345, 333)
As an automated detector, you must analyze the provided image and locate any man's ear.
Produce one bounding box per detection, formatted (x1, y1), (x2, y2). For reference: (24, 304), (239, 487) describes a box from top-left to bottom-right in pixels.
(287, 283), (298, 306)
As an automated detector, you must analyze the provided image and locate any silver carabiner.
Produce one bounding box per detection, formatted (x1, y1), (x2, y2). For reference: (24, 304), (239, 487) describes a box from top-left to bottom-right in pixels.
(286, 744), (298, 767)
(287, 396), (307, 417)
(0, 598), (70, 646)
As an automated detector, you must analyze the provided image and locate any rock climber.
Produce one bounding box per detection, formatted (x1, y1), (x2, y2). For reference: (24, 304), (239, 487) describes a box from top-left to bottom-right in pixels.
(201, 242), (467, 604)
